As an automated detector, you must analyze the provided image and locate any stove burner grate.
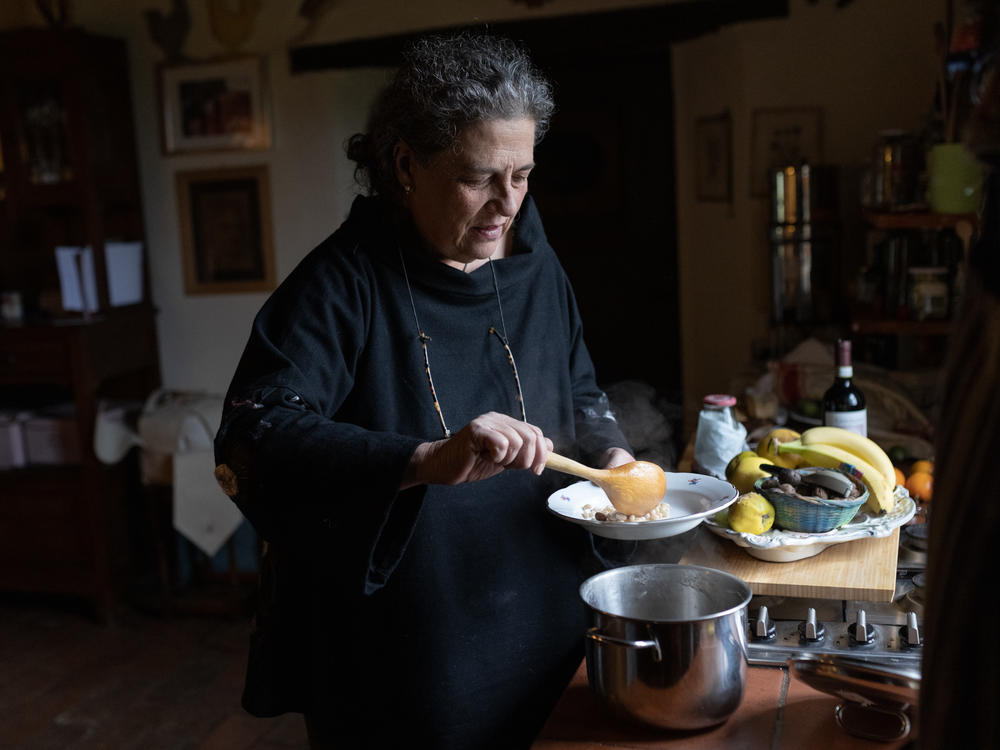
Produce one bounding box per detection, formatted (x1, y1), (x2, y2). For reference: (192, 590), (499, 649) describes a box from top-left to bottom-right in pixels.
(898, 523), (930, 567)
(901, 523), (929, 551)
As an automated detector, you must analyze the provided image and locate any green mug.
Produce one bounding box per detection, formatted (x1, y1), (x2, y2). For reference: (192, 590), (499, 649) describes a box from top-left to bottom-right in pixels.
(928, 142), (983, 214)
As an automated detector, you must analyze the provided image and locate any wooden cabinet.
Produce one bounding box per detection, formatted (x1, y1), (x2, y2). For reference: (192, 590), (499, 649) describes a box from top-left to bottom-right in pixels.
(0, 29), (160, 617)
(0, 28), (148, 313)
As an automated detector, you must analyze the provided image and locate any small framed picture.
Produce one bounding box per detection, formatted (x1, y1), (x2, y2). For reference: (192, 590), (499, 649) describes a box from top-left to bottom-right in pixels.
(175, 166), (276, 295)
(159, 57), (271, 154)
(750, 107), (823, 196)
(694, 112), (732, 202)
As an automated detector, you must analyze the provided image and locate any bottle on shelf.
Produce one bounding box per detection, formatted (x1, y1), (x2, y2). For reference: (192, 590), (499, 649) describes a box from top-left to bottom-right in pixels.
(822, 339), (868, 436)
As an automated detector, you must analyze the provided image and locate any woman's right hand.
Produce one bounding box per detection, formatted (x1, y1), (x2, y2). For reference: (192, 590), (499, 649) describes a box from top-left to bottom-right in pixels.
(401, 411), (553, 489)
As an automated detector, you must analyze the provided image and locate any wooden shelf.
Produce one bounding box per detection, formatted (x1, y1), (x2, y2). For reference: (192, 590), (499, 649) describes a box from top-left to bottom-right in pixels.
(851, 318), (952, 336)
(861, 208), (977, 231)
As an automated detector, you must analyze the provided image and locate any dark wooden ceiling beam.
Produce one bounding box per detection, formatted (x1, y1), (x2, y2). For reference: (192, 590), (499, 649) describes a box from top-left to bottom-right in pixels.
(288, 0), (789, 72)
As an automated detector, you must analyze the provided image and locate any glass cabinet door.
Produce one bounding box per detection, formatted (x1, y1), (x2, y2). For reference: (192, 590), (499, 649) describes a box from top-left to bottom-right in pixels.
(17, 79), (74, 185)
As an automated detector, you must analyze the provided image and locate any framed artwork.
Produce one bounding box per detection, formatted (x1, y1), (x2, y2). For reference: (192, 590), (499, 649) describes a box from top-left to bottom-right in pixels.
(175, 166), (276, 295)
(749, 107), (824, 196)
(694, 112), (732, 202)
(159, 57), (271, 154)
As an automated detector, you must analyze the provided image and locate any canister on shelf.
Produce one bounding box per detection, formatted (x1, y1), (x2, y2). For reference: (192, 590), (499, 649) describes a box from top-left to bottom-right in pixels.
(908, 267), (949, 320)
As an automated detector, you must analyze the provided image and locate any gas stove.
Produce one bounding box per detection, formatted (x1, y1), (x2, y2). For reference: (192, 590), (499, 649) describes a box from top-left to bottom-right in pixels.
(745, 521), (929, 669)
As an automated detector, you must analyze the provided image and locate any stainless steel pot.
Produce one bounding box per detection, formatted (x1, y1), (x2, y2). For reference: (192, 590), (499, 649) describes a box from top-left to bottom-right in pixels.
(579, 563), (753, 730)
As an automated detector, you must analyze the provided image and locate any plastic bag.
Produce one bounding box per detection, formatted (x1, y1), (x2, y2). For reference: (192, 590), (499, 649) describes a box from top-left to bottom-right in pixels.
(693, 396), (748, 479)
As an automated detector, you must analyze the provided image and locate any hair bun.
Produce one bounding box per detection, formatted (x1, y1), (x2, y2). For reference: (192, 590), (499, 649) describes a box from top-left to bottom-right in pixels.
(345, 132), (371, 163)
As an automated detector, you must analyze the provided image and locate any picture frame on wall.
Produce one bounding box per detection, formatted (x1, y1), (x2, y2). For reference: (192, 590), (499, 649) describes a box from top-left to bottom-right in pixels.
(175, 166), (276, 295)
(749, 106), (823, 197)
(159, 57), (271, 154)
(694, 112), (732, 202)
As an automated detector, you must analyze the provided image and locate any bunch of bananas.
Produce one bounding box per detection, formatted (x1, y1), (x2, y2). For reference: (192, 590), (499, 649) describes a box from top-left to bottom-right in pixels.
(769, 426), (897, 515)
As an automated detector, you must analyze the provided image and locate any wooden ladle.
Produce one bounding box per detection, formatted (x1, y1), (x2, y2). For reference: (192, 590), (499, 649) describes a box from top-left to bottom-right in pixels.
(546, 452), (666, 516)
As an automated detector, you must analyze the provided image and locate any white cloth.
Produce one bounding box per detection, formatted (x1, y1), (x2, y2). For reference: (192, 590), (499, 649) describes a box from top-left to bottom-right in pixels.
(138, 390), (220, 455)
(137, 390), (240, 556)
(172, 449), (243, 557)
(93, 401), (143, 464)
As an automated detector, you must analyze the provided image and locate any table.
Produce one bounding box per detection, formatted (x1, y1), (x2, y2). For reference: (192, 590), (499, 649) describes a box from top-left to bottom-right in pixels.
(532, 660), (914, 749)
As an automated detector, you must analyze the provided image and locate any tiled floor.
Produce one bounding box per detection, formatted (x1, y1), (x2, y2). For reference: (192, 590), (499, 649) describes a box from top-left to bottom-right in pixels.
(0, 593), (307, 749)
(533, 661), (914, 750)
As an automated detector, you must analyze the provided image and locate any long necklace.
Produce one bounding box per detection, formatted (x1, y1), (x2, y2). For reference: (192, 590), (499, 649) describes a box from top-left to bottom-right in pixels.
(398, 248), (527, 438)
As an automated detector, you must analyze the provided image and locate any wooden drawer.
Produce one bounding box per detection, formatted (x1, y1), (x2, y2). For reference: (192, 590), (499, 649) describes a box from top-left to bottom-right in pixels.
(0, 335), (72, 385)
(0, 468), (87, 565)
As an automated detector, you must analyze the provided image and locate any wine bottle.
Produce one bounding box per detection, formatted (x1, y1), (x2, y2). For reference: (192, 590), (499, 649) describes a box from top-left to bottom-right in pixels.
(822, 339), (867, 436)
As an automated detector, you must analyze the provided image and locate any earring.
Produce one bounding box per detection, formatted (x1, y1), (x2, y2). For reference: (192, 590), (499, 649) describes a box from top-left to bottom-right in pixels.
(403, 184), (412, 194)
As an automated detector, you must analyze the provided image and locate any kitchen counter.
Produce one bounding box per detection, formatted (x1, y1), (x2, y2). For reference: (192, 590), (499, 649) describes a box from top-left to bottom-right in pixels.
(532, 660), (915, 749)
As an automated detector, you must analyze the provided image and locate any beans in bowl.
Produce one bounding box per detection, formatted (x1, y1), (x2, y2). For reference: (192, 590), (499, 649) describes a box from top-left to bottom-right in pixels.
(581, 502), (671, 523)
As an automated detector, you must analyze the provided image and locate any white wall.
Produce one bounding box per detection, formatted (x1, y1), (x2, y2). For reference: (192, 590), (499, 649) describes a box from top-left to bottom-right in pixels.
(672, 0), (947, 432)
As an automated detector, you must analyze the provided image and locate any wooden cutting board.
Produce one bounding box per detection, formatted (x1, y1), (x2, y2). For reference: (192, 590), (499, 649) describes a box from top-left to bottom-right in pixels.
(680, 526), (900, 601)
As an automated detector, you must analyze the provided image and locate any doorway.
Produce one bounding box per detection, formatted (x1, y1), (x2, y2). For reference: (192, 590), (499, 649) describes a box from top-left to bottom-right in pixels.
(528, 52), (681, 404)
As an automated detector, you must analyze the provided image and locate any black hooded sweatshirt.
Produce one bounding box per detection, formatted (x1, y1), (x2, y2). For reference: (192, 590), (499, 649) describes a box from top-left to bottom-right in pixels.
(214, 194), (630, 749)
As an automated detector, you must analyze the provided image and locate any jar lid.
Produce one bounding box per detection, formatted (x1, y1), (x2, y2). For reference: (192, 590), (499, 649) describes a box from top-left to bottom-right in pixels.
(703, 394), (737, 407)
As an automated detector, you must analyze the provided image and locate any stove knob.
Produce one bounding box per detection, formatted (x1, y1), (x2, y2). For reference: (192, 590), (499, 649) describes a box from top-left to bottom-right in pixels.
(898, 611), (922, 648)
(753, 605), (776, 641)
(848, 608), (876, 646)
(797, 607), (826, 642)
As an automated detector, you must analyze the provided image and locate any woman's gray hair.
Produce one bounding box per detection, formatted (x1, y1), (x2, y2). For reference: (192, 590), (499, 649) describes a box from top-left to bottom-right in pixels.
(346, 32), (555, 198)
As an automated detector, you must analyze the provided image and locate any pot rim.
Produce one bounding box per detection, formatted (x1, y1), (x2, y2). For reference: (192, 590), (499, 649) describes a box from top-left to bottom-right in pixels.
(579, 563), (752, 624)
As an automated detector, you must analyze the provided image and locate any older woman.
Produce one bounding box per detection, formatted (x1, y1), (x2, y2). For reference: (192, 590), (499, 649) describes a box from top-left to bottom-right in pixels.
(214, 33), (634, 749)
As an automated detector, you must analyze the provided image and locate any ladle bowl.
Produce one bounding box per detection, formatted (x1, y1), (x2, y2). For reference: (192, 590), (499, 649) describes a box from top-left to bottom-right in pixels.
(545, 452), (666, 516)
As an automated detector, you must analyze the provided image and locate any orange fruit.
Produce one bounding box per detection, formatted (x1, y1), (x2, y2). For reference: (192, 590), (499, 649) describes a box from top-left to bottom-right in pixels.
(906, 471), (933, 502)
(910, 459), (934, 476)
(893, 467), (906, 487)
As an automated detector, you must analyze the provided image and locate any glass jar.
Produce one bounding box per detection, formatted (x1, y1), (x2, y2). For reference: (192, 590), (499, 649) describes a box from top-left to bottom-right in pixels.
(871, 130), (922, 211)
(693, 394), (748, 479)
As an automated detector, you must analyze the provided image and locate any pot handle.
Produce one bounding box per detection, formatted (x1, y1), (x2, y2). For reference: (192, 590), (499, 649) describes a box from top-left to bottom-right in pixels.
(585, 627), (662, 662)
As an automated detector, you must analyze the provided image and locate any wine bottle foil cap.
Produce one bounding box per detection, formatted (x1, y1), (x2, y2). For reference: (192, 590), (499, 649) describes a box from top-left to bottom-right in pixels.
(703, 394), (737, 407)
(836, 339), (853, 367)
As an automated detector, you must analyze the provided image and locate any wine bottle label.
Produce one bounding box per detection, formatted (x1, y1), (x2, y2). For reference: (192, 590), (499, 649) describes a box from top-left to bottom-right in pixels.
(824, 408), (868, 437)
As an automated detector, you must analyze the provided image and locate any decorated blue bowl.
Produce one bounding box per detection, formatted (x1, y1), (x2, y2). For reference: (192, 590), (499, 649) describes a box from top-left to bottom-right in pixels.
(754, 467), (868, 533)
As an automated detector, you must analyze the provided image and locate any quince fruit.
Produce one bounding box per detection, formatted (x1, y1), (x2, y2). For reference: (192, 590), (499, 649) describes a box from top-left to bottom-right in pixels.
(756, 427), (807, 469)
(726, 453), (772, 494)
(725, 450), (758, 480)
(711, 509), (731, 527)
(728, 492), (775, 535)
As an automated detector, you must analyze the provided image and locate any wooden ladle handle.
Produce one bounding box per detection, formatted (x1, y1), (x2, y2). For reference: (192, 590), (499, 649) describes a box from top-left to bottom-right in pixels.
(544, 452), (606, 483)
